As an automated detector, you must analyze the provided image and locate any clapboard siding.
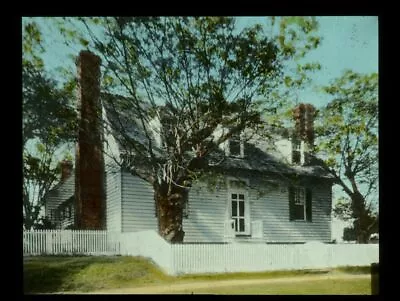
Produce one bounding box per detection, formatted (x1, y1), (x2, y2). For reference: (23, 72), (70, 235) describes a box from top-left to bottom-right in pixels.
(120, 171), (158, 232)
(183, 184), (227, 243)
(248, 178), (332, 243)
(119, 171), (332, 243)
(105, 160), (122, 232)
(45, 175), (75, 225)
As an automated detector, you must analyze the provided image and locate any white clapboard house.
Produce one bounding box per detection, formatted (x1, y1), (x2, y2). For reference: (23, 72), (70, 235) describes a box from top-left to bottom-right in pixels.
(45, 90), (334, 244)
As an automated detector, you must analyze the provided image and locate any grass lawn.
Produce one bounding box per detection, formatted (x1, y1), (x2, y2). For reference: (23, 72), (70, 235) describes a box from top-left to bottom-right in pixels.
(23, 256), (173, 293)
(23, 256), (372, 294)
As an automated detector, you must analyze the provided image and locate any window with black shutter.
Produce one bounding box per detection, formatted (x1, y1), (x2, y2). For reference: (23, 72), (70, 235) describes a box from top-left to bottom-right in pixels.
(306, 188), (312, 222)
(289, 186), (295, 221)
(289, 186), (312, 222)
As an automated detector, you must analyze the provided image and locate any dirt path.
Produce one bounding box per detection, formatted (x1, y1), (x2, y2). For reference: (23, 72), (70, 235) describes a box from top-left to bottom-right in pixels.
(75, 273), (370, 294)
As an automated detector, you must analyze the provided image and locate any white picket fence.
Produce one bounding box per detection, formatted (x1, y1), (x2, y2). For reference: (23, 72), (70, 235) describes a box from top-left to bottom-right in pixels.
(23, 230), (379, 275)
(171, 243), (379, 275)
(23, 230), (120, 255)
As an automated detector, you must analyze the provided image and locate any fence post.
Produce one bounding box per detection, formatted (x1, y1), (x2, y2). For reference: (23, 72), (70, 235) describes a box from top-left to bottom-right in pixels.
(371, 262), (379, 295)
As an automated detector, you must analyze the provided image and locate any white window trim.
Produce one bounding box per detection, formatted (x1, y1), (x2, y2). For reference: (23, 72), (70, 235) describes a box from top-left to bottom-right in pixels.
(291, 139), (305, 165)
(226, 177), (251, 235)
(226, 134), (245, 158)
(293, 186), (307, 221)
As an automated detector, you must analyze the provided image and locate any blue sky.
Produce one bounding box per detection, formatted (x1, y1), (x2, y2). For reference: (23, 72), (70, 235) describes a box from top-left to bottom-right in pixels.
(32, 16), (378, 110)
(238, 16), (378, 108)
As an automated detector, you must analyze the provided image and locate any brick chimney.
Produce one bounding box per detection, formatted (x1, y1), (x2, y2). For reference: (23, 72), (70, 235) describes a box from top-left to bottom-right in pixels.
(60, 160), (73, 182)
(292, 103), (316, 164)
(293, 103), (316, 148)
(75, 50), (105, 230)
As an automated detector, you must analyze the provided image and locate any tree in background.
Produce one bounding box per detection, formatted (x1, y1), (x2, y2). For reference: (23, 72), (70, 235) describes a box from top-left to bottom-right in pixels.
(315, 70), (378, 243)
(22, 19), (76, 229)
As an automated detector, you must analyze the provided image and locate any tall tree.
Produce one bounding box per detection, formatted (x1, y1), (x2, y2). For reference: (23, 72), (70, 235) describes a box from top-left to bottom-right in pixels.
(22, 19), (76, 229)
(315, 70), (378, 243)
(71, 16), (322, 243)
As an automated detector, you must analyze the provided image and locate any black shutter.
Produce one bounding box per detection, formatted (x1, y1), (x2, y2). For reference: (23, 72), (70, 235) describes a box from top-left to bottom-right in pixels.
(288, 186), (295, 221)
(306, 188), (312, 222)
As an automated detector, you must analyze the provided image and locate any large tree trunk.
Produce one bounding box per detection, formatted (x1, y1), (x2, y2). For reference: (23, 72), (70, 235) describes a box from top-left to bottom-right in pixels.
(356, 232), (370, 244)
(351, 191), (370, 244)
(154, 182), (186, 243)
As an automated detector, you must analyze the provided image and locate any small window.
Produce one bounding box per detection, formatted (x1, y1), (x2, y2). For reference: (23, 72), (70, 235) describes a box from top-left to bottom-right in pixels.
(228, 133), (244, 158)
(292, 138), (301, 164)
(229, 139), (241, 157)
(289, 186), (312, 222)
(231, 192), (247, 234)
(66, 206), (71, 218)
(293, 187), (305, 220)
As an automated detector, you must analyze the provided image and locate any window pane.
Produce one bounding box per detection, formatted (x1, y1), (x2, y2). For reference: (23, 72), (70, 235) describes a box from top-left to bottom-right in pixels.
(234, 218), (238, 231)
(293, 140), (301, 150)
(232, 201), (237, 217)
(231, 194), (237, 199)
(229, 140), (241, 156)
(292, 150), (300, 164)
(295, 188), (304, 205)
(299, 188), (305, 200)
(239, 194), (244, 200)
(239, 201), (244, 217)
(295, 205), (304, 220)
(239, 219), (245, 232)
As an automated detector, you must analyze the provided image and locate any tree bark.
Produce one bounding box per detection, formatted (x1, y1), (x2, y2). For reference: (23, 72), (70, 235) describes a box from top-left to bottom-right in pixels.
(154, 182), (186, 243)
(350, 190), (370, 244)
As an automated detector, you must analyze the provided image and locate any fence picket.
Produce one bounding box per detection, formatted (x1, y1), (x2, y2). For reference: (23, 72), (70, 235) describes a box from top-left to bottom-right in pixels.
(23, 230), (379, 276)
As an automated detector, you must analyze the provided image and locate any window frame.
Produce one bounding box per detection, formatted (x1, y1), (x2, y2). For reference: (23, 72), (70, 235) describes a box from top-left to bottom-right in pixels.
(291, 138), (302, 165)
(293, 187), (306, 221)
(227, 178), (250, 236)
(227, 133), (245, 158)
(289, 186), (312, 222)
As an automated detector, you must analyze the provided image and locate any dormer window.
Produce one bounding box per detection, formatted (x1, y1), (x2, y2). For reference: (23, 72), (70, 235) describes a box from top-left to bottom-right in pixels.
(291, 138), (306, 165)
(292, 138), (301, 164)
(227, 133), (244, 158)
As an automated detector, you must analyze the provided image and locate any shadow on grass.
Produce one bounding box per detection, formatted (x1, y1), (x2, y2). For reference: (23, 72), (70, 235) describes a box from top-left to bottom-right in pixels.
(23, 256), (119, 293)
(23, 256), (172, 294)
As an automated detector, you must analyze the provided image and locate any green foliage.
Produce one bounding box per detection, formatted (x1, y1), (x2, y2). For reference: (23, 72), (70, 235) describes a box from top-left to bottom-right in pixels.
(22, 56), (77, 146)
(22, 20), (45, 69)
(276, 17), (322, 90)
(317, 70), (378, 242)
(333, 198), (353, 221)
(22, 19), (77, 230)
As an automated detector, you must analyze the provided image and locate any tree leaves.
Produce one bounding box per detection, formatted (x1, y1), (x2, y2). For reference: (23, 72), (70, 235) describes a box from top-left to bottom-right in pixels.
(317, 70), (378, 242)
(22, 19), (76, 229)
